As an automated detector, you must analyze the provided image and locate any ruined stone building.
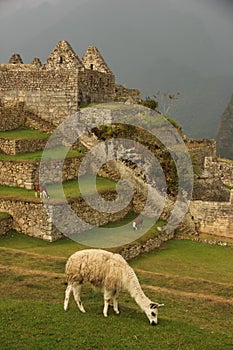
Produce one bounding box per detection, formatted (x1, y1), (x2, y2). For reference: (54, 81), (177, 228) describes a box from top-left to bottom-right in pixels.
(0, 40), (140, 125)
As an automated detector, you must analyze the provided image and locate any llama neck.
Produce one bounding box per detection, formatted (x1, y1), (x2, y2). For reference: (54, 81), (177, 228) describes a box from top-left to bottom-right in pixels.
(125, 267), (151, 311)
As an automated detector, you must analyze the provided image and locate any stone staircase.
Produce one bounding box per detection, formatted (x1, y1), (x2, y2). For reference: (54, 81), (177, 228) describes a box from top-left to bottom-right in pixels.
(176, 223), (197, 236)
(25, 112), (56, 134)
(54, 122), (197, 237)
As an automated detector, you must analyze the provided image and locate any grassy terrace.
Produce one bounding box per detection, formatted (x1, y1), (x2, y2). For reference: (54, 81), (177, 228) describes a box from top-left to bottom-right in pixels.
(0, 127), (50, 140)
(0, 145), (83, 161)
(0, 127), (84, 161)
(0, 176), (117, 201)
(0, 235), (232, 349)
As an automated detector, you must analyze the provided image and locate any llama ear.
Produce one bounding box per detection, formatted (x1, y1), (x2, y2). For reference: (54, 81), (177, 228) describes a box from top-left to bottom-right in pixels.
(150, 303), (164, 309)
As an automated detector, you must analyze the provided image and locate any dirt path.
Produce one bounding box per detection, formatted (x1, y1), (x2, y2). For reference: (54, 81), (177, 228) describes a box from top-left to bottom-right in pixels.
(0, 263), (64, 279)
(135, 268), (233, 288)
(1, 258), (233, 305)
(142, 284), (233, 305)
(0, 246), (66, 261)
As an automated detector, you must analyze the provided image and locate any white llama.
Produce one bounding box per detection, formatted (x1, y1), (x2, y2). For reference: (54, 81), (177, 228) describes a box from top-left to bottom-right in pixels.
(64, 249), (164, 325)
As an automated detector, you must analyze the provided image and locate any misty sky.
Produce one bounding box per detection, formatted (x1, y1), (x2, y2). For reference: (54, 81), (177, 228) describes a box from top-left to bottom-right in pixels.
(0, 0), (233, 138)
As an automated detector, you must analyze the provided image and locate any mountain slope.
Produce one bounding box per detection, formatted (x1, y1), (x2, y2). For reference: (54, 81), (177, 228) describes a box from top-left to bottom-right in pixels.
(216, 94), (233, 160)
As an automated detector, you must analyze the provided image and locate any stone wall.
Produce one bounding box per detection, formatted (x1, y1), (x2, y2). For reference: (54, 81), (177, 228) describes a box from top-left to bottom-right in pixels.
(0, 65), (79, 124)
(189, 191), (233, 240)
(186, 138), (216, 169)
(0, 190), (132, 241)
(0, 214), (13, 236)
(0, 66), (118, 124)
(114, 84), (141, 103)
(0, 199), (59, 241)
(0, 41), (141, 132)
(0, 138), (49, 155)
(204, 157), (233, 187)
(78, 70), (115, 106)
(0, 156), (85, 189)
(38, 156), (86, 184)
(0, 100), (25, 131)
(119, 231), (174, 261)
(0, 160), (37, 188)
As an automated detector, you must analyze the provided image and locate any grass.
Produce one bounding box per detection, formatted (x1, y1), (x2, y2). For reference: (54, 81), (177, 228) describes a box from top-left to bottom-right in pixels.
(0, 212), (11, 220)
(0, 176), (117, 201)
(0, 145), (83, 161)
(69, 214), (164, 249)
(47, 176), (117, 200)
(130, 239), (233, 284)
(0, 127), (50, 140)
(0, 234), (232, 349)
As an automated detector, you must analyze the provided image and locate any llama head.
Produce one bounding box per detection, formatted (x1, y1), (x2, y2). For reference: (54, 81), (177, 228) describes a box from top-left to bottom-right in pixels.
(146, 303), (164, 325)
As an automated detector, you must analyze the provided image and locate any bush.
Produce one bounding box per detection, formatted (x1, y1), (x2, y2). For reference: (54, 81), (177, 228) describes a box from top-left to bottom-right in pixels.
(139, 98), (158, 110)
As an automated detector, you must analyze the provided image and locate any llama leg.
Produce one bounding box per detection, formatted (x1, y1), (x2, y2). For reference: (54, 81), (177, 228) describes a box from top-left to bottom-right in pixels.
(64, 283), (72, 311)
(73, 282), (86, 313)
(113, 292), (120, 315)
(103, 289), (112, 317)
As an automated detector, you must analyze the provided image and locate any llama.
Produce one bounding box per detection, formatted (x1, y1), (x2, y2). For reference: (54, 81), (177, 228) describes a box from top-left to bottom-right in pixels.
(64, 249), (164, 325)
(132, 216), (143, 230)
(33, 184), (50, 199)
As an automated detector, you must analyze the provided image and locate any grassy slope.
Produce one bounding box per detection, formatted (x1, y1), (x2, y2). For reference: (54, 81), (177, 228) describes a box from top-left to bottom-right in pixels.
(0, 235), (232, 350)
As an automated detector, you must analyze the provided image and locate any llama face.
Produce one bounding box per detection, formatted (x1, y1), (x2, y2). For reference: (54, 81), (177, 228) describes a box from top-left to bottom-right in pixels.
(146, 303), (164, 325)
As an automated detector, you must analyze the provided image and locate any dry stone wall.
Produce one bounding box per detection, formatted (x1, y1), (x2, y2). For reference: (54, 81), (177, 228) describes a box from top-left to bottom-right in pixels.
(0, 66), (79, 124)
(0, 100), (25, 131)
(119, 231), (174, 261)
(0, 160), (37, 188)
(78, 70), (115, 105)
(0, 199), (60, 241)
(0, 156), (85, 189)
(0, 41), (141, 127)
(204, 157), (233, 187)
(186, 138), (216, 169)
(0, 190), (132, 241)
(189, 191), (233, 240)
(114, 84), (141, 103)
(0, 138), (49, 155)
(0, 214), (13, 236)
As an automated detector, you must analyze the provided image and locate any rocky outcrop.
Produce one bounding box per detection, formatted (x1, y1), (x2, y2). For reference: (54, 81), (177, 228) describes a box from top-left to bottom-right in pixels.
(216, 94), (233, 160)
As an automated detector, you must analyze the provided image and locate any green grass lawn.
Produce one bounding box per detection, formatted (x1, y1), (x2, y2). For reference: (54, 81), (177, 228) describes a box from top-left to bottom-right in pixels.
(0, 233), (232, 350)
(131, 239), (233, 284)
(0, 127), (50, 140)
(0, 145), (83, 161)
(0, 176), (117, 201)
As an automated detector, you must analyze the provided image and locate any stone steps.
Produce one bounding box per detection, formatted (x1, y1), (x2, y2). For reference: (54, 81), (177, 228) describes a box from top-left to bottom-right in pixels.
(25, 113), (55, 134)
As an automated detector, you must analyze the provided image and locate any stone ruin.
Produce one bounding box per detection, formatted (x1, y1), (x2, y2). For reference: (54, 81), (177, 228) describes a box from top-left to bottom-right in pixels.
(0, 40), (140, 125)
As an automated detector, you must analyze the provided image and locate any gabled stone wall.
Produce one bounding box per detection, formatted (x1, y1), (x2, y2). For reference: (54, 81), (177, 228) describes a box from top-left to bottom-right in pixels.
(0, 41), (140, 129)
